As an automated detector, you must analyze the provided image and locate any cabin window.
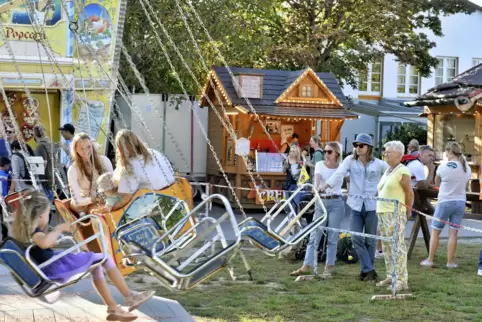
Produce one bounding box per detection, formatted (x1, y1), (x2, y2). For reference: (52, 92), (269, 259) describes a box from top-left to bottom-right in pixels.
(300, 85), (313, 97)
(397, 64), (419, 96)
(358, 60), (382, 94)
(433, 114), (475, 161)
(435, 57), (457, 86)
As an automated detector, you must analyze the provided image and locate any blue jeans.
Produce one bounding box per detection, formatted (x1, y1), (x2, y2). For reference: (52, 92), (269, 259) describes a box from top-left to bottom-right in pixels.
(350, 204), (378, 273)
(304, 197), (345, 267)
(287, 184), (302, 212)
(431, 200), (465, 231)
(479, 250), (482, 270)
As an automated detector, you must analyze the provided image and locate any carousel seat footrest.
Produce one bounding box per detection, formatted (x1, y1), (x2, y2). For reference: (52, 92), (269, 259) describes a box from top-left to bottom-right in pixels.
(187, 255), (228, 288)
(239, 218), (281, 250)
(141, 256), (178, 286)
(0, 238), (53, 297)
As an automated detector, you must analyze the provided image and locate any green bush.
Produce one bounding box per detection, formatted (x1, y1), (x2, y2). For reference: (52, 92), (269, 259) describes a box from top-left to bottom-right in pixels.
(383, 123), (427, 147)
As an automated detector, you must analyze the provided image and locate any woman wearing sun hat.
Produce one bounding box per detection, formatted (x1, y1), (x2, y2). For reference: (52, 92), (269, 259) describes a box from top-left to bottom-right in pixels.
(319, 133), (388, 282)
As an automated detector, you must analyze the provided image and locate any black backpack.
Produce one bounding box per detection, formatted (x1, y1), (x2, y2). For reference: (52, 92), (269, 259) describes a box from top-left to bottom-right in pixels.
(12, 152), (33, 186)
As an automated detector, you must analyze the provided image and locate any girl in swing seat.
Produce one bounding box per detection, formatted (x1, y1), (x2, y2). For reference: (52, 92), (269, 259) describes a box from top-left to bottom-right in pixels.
(12, 190), (155, 322)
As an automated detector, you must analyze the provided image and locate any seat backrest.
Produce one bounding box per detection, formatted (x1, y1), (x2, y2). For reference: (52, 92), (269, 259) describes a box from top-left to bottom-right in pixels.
(118, 217), (166, 254)
(0, 238), (42, 288)
(5, 189), (30, 213)
(240, 219), (280, 251)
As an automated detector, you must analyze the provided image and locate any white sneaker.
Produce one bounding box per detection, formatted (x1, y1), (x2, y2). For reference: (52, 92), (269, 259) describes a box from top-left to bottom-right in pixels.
(375, 251), (384, 259)
(477, 269), (482, 276)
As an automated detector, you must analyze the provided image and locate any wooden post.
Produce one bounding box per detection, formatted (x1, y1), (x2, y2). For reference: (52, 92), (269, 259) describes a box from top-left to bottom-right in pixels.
(407, 189), (432, 259)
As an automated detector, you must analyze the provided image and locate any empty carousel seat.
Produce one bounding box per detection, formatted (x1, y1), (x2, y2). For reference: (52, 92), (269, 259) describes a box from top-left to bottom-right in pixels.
(117, 217), (168, 255)
(239, 218), (281, 251)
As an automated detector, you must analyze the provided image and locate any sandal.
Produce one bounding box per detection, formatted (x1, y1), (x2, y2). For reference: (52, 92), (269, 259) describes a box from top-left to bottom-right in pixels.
(106, 306), (137, 322)
(289, 268), (312, 277)
(376, 278), (392, 287)
(124, 290), (155, 312)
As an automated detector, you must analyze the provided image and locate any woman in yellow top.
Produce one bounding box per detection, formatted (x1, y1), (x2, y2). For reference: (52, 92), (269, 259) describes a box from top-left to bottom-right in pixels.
(376, 140), (414, 292)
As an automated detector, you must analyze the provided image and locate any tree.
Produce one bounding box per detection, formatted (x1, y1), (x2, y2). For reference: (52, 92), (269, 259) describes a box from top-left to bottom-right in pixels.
(120, 0), (477, 93)
(383, 123), (427, 148)
(262, 0), (476, 87)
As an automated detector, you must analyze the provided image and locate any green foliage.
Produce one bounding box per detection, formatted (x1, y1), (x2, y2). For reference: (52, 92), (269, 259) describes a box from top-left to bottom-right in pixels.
(120, 0), (476, 93)
(383, 123), (427, 147)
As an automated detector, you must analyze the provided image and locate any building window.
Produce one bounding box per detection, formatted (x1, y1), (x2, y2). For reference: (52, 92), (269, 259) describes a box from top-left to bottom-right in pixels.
(397, 64), (419, 95)
(435, 57), (457, 86)
(473, 58), (482, 67)
(358, 61), (382, 94)
(300, 85), (313, 97)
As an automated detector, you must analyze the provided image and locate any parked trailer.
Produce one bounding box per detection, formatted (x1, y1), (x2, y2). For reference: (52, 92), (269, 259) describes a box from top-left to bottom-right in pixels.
(115, 94), (208, 198)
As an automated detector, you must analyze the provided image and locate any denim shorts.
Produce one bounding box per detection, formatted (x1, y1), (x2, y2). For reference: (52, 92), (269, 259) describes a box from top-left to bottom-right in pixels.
(431, 200), (466, 231)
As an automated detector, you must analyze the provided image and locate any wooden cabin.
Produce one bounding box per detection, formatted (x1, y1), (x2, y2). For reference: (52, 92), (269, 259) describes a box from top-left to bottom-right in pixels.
(200, 66), (358, 209)
(406, 63), (482, 181)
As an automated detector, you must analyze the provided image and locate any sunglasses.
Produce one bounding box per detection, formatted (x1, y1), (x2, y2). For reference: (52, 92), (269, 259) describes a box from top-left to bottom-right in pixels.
(353, 143), (366, 148)
(323, 150), (334, 155)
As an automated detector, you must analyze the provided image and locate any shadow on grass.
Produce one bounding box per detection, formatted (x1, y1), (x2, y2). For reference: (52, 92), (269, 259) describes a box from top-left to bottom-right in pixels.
(128, 243), (482, 322)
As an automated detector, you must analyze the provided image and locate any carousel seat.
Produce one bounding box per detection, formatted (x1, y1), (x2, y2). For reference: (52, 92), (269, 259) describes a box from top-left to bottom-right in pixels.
(132, 194), (242, 291)
(117, 217), (169, 255)
(0, 215), (108, 300)
(0, 237), (53, 297)
(239, 218), (281, 251)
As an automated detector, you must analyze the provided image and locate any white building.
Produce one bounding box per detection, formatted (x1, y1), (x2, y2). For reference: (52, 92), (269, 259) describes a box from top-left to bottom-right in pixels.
(341, 7), (482, 151)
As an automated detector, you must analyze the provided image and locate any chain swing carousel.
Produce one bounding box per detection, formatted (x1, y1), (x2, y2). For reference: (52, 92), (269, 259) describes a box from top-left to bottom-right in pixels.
(0, 0), (340, 304)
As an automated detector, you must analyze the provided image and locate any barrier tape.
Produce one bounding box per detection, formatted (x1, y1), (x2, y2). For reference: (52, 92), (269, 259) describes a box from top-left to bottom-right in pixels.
(207, 183), (482, 235)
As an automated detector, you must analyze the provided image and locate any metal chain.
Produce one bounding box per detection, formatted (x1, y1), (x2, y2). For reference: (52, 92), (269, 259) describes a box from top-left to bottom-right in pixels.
(137, 0), (246, 217)
(166, 0), (271, 216)
(183, 0), (288, 157)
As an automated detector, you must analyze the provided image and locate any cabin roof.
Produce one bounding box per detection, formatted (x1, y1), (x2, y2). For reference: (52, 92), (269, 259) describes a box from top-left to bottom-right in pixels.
(405, 63), (482, 107)
(205, 66), (357, 119)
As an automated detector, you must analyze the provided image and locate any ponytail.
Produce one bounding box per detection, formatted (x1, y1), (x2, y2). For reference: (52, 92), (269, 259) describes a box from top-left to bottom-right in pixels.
(459, 154), (468, 173)
(445, 141), (467, 173)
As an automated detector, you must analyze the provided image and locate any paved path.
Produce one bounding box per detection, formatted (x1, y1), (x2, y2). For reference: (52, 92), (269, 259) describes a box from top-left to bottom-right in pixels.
(0, 265), (194, 322)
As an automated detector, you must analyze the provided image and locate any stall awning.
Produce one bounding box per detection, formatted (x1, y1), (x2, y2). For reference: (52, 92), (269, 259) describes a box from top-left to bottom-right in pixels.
(234, 105), (358, 120)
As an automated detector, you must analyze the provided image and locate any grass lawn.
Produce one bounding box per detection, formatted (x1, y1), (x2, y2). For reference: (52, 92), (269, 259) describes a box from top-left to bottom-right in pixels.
(128, 242), (482, 322)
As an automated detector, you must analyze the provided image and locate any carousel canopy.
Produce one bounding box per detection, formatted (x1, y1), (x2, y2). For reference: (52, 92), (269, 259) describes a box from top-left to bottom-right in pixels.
(200, 66), (358, 120)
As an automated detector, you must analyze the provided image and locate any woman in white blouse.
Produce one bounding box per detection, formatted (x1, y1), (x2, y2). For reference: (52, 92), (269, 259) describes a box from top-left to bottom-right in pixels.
(112, 130), (176, 209)
(67, 133), (113, 214)
(290, 142), (345, 278)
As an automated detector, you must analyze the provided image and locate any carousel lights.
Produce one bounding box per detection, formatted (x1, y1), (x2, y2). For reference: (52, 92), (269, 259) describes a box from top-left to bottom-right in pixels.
(234, 105), (248, 114)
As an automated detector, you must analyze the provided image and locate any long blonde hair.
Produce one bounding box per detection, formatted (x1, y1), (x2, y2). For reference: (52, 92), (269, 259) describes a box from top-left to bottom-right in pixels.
(12, 190), (50, 243)
(445, 142), (467, 172)
(115, 129), (151, 173)
(71, 133), (105, 180)
(326, 141), (342, 165)
(288, 145), (301, 163)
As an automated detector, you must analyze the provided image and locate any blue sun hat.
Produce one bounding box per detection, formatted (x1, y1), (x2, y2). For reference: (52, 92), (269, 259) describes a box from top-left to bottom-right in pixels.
(353, 133), (373, 147)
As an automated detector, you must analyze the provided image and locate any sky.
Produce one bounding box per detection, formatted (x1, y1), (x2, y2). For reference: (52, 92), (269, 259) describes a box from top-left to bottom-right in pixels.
(470, 0), (482, 6)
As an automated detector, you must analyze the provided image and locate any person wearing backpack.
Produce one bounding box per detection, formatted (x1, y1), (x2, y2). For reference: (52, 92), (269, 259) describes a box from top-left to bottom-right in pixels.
(9, 140), (33, 193)
(33, 125), (55, 201)
(303, 135), (324, 178)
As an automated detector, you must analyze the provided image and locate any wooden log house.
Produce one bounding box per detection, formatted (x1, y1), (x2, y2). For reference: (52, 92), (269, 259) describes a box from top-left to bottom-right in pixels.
(200, 66), (358, 209)
(406, 64), (482, 181)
